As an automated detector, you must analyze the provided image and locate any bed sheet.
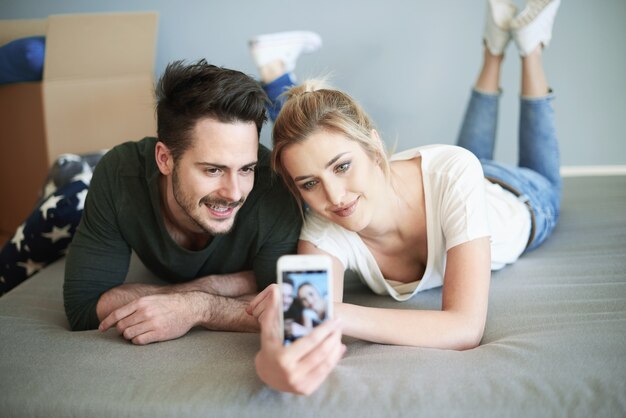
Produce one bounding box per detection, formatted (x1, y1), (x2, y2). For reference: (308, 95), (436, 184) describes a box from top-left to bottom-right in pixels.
(1, 176), (625, 417)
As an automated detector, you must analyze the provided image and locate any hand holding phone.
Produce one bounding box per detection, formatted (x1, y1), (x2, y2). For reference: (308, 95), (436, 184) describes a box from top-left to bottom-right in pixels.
(246, 254), (344, 395)
(247, 283), (344, 396)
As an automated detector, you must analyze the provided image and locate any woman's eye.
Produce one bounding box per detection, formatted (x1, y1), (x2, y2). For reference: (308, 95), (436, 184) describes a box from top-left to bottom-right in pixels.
(336, 162), (351, 173)
(301, 180), (318, 191)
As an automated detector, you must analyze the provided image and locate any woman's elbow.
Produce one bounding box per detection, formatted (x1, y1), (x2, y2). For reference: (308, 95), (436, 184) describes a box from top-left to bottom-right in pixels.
(456, 324), (485, 350)
(456, 334), (483, 350)
(448, 317), (485, 351)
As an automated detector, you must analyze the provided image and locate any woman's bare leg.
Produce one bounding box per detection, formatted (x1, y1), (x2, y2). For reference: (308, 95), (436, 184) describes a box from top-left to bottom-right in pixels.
(520, 46), (549, 97)
(475, 46), (505, 93)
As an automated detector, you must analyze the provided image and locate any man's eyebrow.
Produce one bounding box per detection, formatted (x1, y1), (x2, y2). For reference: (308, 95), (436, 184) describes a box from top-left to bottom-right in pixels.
(294, 152), (349, 182)
(195, 161), (258, 170)
(241, 161), (258, 169)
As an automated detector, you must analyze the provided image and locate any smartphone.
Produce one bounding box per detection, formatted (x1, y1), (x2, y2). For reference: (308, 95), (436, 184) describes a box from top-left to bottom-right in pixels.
(276, 254), (333, 345)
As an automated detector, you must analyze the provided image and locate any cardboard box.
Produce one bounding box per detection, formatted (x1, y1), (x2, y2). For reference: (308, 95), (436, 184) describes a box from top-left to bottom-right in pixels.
(0, 12), (158, 237)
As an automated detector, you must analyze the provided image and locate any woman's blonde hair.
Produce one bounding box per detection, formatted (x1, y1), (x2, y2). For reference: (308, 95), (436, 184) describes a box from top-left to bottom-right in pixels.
(271, 79), (389, 212)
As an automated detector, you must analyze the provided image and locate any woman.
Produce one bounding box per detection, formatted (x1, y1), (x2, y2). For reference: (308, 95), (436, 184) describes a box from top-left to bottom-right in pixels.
(248, 0), (562, 395)
(297, 282), (329, 329)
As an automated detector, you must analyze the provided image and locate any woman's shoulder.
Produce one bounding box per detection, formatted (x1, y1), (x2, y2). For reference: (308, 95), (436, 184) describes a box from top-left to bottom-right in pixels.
(408, 145), (482, 178)
(391, 144), (477, 170)
(412, 144), (476, 161)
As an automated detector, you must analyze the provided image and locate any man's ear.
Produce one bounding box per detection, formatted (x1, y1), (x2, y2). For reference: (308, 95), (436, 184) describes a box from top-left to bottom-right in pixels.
(155, 141), (174, 175)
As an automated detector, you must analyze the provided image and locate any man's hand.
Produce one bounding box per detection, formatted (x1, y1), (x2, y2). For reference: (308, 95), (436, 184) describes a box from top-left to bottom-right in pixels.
(99, 292), (200, 345)
(246, 285), (346, 396)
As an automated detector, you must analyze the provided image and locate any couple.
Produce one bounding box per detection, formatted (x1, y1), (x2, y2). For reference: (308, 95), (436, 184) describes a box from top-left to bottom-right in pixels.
(64, 0), (562, 396)
(281, 277), (330, 343)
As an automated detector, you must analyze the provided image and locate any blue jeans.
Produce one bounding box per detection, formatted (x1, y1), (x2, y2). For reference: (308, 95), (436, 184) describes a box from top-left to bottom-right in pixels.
(263, 73), (296, 121)
(457, 89), (561, 251)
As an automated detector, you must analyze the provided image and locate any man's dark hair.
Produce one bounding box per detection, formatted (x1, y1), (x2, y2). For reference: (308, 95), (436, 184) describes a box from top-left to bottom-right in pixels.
(155, 59), (269, 161)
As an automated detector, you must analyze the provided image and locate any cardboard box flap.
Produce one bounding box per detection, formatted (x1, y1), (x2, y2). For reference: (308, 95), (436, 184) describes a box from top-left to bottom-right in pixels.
(43, 75), (156, 160)
(44, 12), (158, 81)
(0, 19), (46, 45)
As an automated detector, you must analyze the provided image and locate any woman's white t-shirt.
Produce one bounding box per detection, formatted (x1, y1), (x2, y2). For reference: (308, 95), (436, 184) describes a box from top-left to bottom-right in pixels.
(299, 145), (531, 301)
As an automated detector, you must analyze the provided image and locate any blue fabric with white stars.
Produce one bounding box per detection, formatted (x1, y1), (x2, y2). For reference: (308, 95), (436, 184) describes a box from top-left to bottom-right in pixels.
(0, 152), (105, 296)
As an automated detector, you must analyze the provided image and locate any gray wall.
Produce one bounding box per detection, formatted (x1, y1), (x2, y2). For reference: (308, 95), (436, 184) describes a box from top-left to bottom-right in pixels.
(2, 0), (625, 166)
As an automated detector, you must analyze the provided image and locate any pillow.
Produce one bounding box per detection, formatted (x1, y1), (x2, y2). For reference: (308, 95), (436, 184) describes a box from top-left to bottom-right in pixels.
(0, 151), (106, 296)
(0, 180), (87, 295)
(0, 36), (46, 85)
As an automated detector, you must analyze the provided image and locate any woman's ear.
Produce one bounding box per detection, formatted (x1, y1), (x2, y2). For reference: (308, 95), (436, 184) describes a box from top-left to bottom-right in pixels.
(155, 141), (174, 175)
(370, 129), (382, 145)
(370, 129), (385, 164)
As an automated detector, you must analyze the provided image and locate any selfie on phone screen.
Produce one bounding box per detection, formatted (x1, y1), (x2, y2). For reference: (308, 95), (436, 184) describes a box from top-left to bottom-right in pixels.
(278, 255), (332, 345)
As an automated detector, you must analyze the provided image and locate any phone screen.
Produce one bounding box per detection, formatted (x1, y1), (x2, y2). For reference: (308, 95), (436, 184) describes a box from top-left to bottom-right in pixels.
(280, 267), (330, 345)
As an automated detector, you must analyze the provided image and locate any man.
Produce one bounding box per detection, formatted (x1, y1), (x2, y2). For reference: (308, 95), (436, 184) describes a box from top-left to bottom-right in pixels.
(63, 32), (320, 344)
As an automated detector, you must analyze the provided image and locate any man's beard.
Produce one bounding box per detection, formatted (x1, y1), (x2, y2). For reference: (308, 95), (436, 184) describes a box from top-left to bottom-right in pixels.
(171, 168), (244, 236)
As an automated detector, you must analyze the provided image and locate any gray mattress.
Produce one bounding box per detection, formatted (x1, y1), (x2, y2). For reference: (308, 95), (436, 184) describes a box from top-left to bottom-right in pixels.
(1, 175), (625, 418)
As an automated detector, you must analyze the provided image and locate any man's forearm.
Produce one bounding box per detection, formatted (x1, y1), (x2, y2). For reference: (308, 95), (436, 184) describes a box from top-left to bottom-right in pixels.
(189, 291), (259, 332)
(95, 271), (258, 323)
(171, 271), (257, 297)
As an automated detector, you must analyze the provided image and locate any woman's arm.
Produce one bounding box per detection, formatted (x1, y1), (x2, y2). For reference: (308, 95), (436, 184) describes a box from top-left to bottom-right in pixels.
(301, 237), (491, 350)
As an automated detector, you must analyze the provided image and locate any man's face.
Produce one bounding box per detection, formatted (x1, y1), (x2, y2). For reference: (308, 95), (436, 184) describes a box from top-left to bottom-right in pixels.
(281, 282), (295, 311)
(170, 118), (259, 236)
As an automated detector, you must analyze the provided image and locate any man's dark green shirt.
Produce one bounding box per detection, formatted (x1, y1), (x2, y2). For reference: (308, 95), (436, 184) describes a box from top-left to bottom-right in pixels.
(63, 137), (301, 331)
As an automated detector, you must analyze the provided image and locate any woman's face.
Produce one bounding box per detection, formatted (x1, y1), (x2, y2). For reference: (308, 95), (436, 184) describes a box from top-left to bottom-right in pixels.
(298, 284), (321, 310)
(281, 130), (383, 233)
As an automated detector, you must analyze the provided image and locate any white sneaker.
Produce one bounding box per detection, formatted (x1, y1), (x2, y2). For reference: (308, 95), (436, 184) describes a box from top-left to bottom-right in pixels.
(483, 0), (517, 56)
(249, 31), (322, 73)
(511, 0), (561, 56)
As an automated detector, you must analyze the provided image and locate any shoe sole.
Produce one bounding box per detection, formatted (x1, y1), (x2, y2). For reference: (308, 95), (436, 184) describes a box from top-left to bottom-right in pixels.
(249, 31), (322, 52)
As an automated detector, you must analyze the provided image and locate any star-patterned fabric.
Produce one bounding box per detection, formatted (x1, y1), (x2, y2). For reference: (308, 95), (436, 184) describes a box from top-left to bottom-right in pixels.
(0, 151), (106, 296)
